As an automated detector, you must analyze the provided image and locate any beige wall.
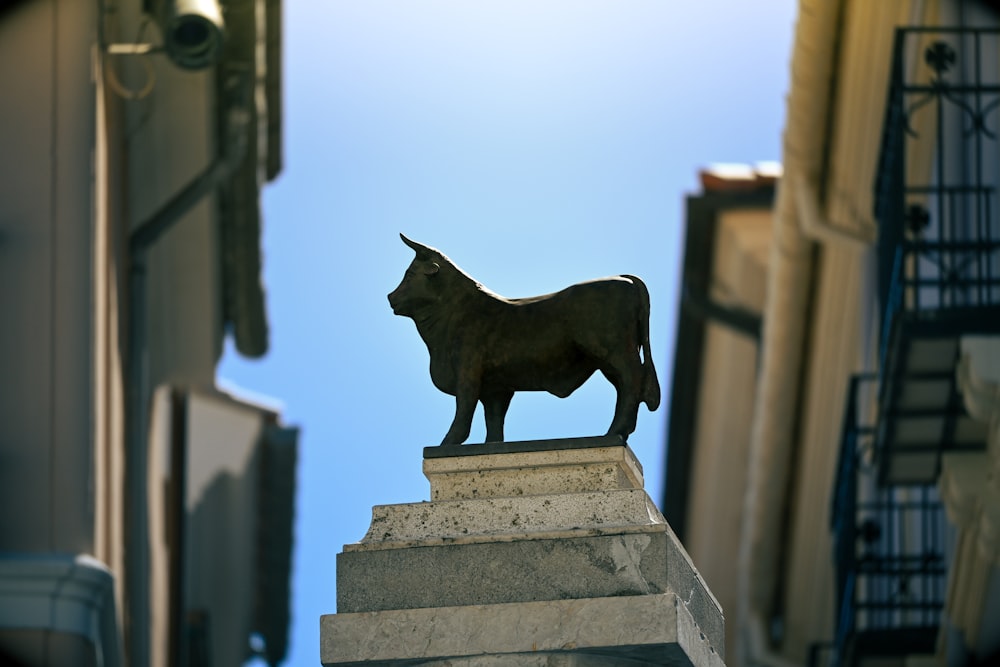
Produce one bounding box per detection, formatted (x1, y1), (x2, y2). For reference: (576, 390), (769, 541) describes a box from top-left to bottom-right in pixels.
(0, 2), (243, 663)
(684, 207), (771, 666)
(184, 390), (271, 667)
(781, 242), (869, 661)
(144, 388), (274, 666)
(763, 2), (929, 660)
(0, 0), (284, 664)
(824, 0), (939, 240)
(147, 388), (176, 667)
(765, 1), (999, 663)
(0, 0), (98, 555)
(93, 42), (128, 630)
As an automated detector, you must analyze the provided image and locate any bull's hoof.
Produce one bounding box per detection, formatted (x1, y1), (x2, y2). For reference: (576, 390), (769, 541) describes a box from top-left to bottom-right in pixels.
(605, 425), (634, 439)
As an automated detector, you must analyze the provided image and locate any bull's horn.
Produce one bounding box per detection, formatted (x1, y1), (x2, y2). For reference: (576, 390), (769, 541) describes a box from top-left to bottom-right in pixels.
(400, 233), (435, 257)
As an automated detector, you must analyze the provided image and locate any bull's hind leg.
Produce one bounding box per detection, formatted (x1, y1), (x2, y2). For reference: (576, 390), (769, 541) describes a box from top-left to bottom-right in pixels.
(482, 391), (514, 443)
(600, 360), (643, 439)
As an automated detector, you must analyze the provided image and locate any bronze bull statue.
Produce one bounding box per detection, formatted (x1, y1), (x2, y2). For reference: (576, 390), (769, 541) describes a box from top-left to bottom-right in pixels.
(388, 234), (660, 446)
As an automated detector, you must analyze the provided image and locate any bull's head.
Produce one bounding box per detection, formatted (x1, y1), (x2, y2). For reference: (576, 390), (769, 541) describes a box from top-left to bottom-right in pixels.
(387, 234), (444, 318)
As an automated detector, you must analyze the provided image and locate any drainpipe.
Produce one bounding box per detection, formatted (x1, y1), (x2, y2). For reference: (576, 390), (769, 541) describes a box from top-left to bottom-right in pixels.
(123, 75), (250, 667)
(738, 173), (814, 667)
(738, 170), (873, 667)
(793, 172), (875, 249)
(737, 0), (846, 666)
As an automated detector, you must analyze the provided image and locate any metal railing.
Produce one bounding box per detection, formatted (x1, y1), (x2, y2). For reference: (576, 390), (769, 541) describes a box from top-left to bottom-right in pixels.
(875, 27), (1000, 352)
(829, 375), (947, 666)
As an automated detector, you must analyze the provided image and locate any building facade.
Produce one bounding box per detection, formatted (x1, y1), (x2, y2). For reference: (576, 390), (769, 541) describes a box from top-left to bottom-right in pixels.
(665, 1), (1000, 666)
(0, 1), (296, 665)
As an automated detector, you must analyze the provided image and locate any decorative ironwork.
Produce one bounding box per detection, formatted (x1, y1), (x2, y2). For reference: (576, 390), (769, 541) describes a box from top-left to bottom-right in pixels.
(870, 27), (998, 487)
(875, 27), (1000, 333)
(829, 375), (949, 667)
(905, 203), (931, 235)
(924, 41), (956, 75)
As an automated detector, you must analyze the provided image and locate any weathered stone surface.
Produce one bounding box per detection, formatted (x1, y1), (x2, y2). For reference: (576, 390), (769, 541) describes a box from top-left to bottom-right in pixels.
(336, 526), (723, 657)
(324, 438), (725, 666)
(424, 444), (644, 500)
(321, 593), (725, 667)
(353, 489), (662, 546)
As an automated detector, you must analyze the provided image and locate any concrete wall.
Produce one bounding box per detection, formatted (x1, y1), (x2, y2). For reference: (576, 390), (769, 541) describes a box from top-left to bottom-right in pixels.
(144, 388), (272, 666)
(184, 390), (267, 667)
(683, 207), (770, 666)
(0, 0), (98, 555)
(93, 35), (129, 628)
(754, 1), (1000, 663)
(0, 629), (97, 667)
(780, 242), (868, 660)
(0, 0), (283, 664)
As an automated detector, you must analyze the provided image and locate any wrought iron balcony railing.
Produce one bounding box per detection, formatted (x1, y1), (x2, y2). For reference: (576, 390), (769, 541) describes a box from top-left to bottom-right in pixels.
(872, 27), (997, 484)
(875, 27), (1000, 332)
(829, 375), (949, 667)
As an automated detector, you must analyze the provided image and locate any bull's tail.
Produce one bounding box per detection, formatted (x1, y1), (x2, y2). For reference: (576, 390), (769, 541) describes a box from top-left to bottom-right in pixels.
(624, 275), (661, 411)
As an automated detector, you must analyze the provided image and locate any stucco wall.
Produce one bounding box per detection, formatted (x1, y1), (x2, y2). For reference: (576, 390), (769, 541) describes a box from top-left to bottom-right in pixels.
(0, 0), (98, 555)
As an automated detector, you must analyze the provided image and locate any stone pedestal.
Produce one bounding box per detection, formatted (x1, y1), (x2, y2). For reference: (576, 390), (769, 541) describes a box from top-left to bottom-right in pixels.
(321, 436), (725, 666)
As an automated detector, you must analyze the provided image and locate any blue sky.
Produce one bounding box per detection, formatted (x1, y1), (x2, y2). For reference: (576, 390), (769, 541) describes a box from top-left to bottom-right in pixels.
(220, 2), (797, 664)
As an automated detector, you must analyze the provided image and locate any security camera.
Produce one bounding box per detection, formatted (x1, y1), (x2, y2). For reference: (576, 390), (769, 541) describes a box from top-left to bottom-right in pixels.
(162, 0), (225, 70)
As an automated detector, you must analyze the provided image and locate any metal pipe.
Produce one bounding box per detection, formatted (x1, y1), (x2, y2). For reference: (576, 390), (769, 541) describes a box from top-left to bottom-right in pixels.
(130, 102), (250, 255)
(737, 0), (845, 665)
(793, 171), (875, 249)
(123, 75), (250, 667)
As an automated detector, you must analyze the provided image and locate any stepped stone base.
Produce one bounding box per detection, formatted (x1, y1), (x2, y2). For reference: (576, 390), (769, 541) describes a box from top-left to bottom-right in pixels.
(321, 437), (725, 666)
(321, 593), (723, 667)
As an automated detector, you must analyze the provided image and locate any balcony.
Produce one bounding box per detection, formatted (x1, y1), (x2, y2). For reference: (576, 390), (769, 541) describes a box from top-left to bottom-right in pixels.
(873, 27), (1000, 484)
(829, 375), (949, 667)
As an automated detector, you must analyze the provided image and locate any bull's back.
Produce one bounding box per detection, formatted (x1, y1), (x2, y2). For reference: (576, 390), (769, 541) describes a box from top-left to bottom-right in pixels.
(520, 278), (641, 338)
(509, 276), (638, 313)
(478, 277), (643, 394)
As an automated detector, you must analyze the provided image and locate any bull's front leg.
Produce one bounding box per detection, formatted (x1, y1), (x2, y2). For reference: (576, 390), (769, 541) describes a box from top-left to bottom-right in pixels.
(441, 394), (476, 446)
(440, 365), (481, 446)
(482, 391), (514, 443)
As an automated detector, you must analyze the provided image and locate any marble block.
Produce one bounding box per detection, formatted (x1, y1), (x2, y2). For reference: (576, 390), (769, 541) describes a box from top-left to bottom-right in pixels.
(336, 524), (724, 656)
(423, 439), (644, 501)
(353, 488), (663, 547)
(321, 593), (725, 667)
(324, 438), (725, 666)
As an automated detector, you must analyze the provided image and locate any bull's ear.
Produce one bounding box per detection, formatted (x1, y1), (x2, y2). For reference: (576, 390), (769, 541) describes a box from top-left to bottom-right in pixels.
(423, 262), (440, 276)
